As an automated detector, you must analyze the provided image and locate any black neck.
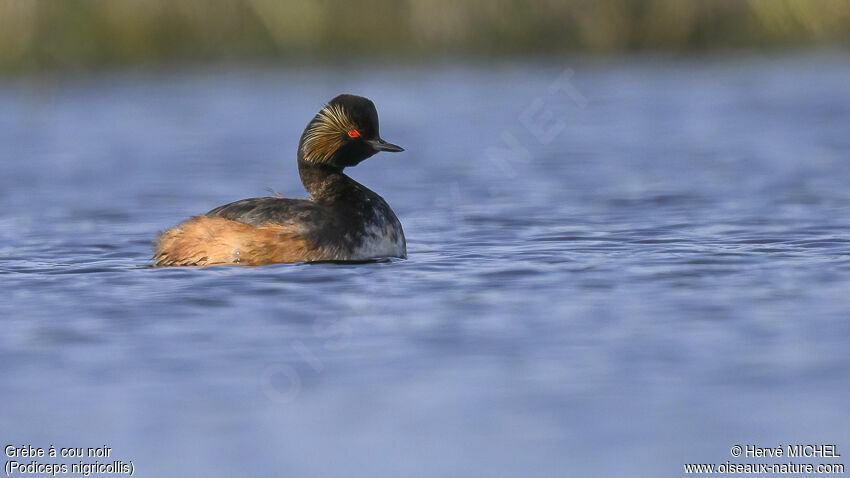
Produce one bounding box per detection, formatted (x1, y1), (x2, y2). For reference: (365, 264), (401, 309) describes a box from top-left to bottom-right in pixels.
(298, 160), (357, 201)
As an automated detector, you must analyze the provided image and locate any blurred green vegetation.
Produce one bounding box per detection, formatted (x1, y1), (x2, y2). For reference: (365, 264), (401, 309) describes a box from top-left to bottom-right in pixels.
(1, 0), (848, 73)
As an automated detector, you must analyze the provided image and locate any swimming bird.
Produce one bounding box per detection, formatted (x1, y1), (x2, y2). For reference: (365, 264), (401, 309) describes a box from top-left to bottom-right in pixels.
(154, 94), (406, 267)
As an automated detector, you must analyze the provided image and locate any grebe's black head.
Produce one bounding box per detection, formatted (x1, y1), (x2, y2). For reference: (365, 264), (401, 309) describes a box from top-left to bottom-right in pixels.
(298, 94), (404, 169)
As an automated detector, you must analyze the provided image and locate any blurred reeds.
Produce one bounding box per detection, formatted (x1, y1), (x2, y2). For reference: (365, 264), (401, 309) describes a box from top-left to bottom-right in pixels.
(1, 0), (848, 73)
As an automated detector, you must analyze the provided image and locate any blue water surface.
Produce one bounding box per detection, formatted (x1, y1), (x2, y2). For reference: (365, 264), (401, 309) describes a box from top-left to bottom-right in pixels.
(1, 54), (849, 477)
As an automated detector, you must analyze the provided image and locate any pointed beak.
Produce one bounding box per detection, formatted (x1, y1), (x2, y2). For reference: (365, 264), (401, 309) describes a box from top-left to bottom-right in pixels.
(369, 138), (404, 153)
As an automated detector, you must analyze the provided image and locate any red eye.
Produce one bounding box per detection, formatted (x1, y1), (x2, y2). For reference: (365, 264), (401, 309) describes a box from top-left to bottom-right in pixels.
(347, 129), (360, 138)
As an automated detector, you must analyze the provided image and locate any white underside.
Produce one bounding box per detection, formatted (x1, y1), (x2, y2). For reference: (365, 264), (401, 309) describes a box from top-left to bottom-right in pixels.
(348, 224), (406, 260)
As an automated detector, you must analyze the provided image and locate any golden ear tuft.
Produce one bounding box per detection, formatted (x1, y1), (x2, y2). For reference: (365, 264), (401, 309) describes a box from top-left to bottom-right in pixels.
(302, 104), (357, 164)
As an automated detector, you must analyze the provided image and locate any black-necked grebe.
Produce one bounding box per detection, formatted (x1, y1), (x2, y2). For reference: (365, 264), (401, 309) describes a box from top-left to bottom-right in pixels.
(154, 94), (406, 266)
